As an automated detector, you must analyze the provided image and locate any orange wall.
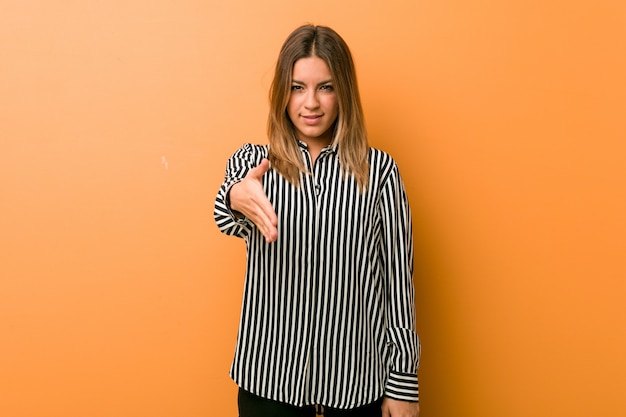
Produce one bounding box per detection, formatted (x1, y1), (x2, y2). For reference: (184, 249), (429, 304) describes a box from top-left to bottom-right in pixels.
(1, 1), (624, 416)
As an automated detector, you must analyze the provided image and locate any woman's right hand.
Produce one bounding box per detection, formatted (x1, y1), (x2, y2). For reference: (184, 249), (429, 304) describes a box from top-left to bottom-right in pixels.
(228, 159), (278, 243)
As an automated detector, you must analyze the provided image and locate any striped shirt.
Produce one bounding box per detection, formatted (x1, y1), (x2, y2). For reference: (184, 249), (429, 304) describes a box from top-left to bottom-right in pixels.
(214, 142), (420, 409)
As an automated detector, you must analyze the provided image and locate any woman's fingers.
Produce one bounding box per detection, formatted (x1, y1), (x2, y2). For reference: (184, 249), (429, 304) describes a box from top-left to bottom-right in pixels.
(230, 159), (278, 242)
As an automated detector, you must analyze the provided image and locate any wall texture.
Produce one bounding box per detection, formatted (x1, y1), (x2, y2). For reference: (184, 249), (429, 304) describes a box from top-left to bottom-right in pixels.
(1, 1), (624, 416)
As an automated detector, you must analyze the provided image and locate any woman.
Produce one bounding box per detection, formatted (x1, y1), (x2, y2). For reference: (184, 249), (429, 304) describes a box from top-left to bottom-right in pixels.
(214, 24), (420, 417)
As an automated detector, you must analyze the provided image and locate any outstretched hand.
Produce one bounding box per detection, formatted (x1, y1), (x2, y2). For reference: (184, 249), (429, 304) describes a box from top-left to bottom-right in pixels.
(229, 159), (278, 243)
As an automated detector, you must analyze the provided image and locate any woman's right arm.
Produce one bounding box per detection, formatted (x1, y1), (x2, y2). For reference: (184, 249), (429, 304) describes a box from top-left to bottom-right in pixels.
(213, 144), (277, 242)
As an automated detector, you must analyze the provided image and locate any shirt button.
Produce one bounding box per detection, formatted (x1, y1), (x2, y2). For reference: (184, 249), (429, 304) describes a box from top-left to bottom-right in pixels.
(315, 184), (321, 195)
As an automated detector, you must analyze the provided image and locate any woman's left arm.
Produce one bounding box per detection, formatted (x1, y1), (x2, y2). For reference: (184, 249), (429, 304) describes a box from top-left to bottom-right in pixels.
(379, 162), (421, 404)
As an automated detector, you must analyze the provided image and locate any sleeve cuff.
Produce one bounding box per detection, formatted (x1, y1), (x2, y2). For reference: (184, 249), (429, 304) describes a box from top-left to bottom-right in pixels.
(224, 178), (249, 225)
(384, 370), (419, 402)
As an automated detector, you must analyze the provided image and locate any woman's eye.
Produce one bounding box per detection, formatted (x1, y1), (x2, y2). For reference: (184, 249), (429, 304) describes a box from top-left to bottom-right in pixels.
(320, 85), (333, 91)
(291, 85), (303, 91)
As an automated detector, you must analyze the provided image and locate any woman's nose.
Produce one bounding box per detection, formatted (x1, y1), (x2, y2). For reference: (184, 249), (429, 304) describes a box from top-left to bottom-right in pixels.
(304, 91), (319, 108)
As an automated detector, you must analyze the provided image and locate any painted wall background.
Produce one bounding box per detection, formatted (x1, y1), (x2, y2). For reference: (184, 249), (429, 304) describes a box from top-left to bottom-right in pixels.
(1, 1), (624, 416)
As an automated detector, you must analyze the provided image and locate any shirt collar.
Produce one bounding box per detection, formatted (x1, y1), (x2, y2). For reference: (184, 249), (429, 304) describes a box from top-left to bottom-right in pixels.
(297, 139), (339, 155)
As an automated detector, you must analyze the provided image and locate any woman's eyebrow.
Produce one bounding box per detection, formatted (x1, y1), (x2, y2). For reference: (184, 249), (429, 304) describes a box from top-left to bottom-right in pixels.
(291, 79), (334, 86)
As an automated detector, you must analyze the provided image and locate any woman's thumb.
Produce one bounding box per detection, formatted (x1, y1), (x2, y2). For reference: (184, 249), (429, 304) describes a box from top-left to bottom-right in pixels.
(249, 158), (270, 179)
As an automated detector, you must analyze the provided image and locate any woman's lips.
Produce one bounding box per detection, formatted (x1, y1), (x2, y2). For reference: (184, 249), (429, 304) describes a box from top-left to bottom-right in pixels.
(302, 114), (322, 125)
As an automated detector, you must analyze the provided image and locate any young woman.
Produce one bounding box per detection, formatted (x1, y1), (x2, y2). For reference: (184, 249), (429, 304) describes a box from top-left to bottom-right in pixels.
(214, 24), (420, 417)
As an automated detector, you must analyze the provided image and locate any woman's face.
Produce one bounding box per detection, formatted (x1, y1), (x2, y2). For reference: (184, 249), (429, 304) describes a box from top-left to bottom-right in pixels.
(287, 56), (339, 146)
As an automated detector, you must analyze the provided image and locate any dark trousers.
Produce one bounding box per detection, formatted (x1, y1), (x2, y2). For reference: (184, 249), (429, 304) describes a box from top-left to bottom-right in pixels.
(238, 388), (383, 417)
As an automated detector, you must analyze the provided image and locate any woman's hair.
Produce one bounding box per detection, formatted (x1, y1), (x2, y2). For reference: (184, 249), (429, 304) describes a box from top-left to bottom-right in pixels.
(267, 24), (369, 190)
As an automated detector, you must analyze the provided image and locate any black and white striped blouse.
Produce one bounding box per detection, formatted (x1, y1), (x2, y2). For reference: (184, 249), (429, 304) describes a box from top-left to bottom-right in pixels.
(214, 142), (420, 409)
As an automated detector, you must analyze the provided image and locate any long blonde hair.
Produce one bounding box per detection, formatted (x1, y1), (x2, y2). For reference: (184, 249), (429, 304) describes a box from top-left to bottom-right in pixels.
(267, 25), (369, 190)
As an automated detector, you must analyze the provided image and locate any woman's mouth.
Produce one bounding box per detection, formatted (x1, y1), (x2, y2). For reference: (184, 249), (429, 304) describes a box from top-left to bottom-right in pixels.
(302, 114), (322, 125)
